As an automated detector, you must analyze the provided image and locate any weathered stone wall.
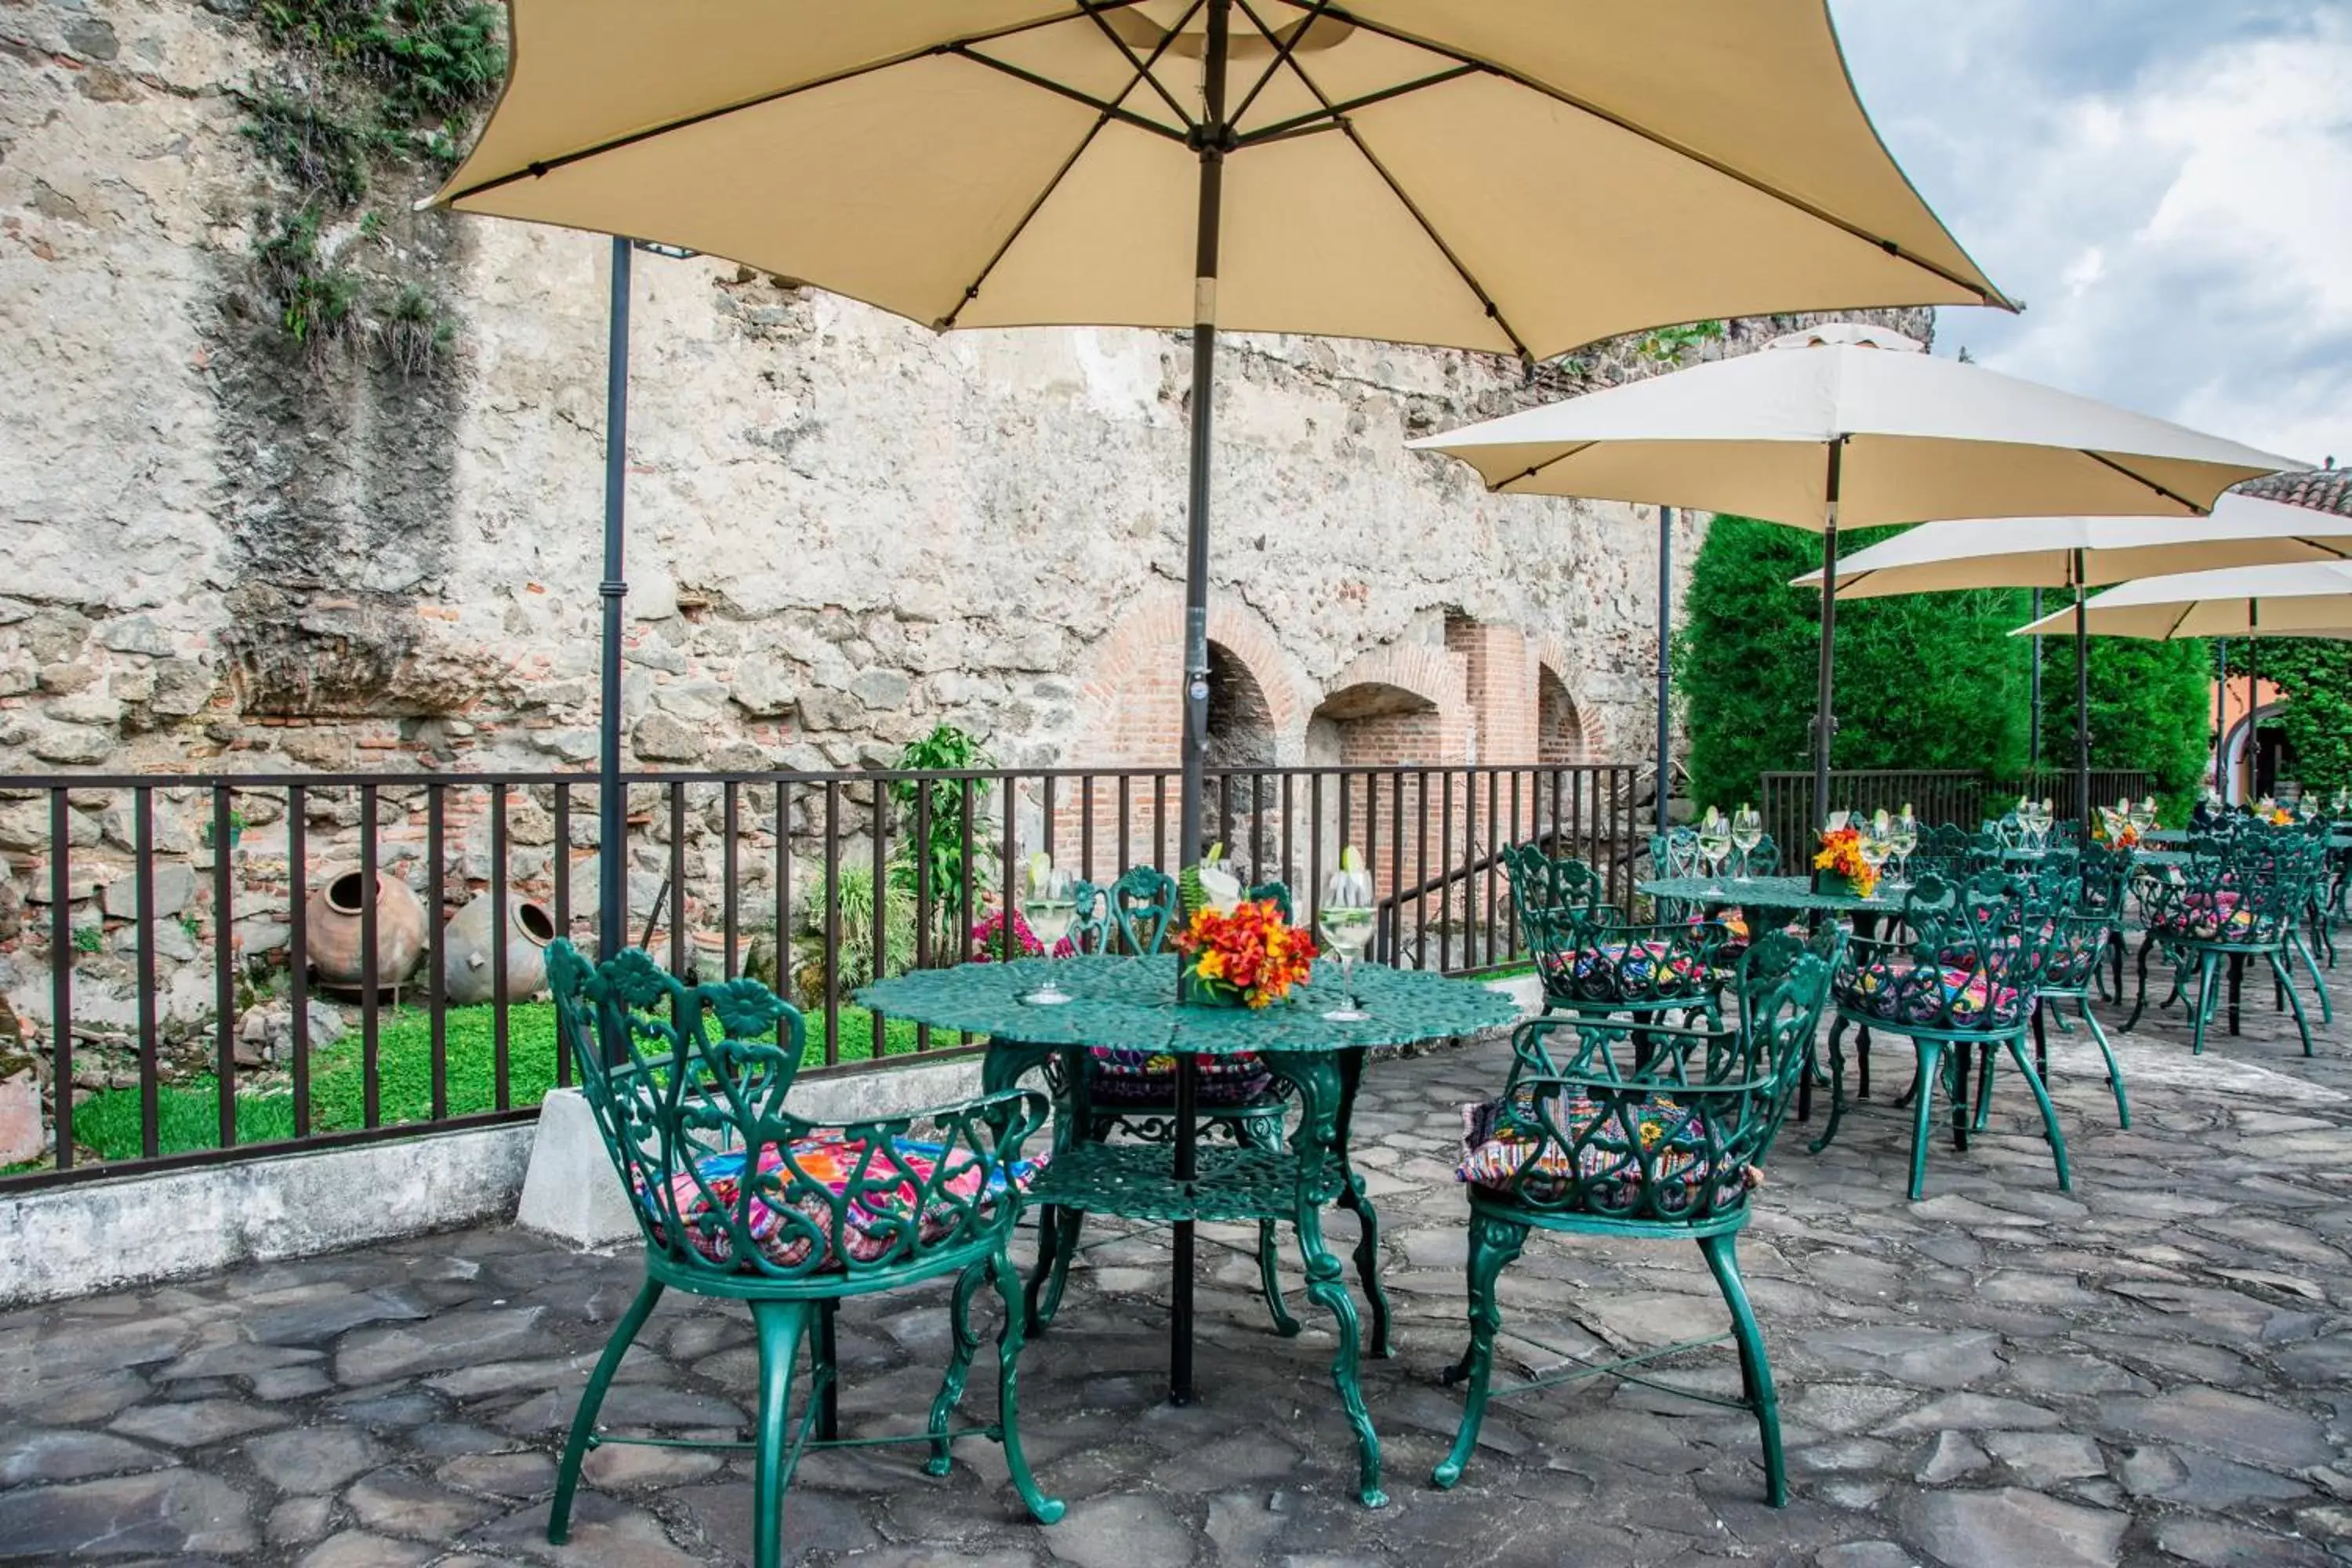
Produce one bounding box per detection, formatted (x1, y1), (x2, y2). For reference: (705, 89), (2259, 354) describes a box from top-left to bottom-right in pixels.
(0, 0), (1933, 796)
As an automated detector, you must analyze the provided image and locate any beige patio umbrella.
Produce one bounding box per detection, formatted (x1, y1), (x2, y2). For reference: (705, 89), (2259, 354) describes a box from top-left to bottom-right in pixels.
(430, 2), (2018, 1408)
(2018, 561), (2352, 800)
(1790, 494), (2352, 818)
(1411, 323), (2305, 830)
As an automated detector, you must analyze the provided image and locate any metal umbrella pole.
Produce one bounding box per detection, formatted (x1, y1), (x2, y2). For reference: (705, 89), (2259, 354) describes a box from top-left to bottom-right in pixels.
(1168, 0), (1232, 1407)
(2216, 637), (2230, 800)
(1810, 440), (1848, 833)
(597, 237), (631, 1009)
(2074, 547), (2090, 830)
(2027, 587), (2042, 775)
(1656, 506), (1674, 833)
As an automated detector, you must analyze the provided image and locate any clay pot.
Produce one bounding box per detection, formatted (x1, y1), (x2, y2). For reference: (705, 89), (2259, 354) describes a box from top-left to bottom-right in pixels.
(441, 895), (557, 1005)
(304, 869), (428, 990)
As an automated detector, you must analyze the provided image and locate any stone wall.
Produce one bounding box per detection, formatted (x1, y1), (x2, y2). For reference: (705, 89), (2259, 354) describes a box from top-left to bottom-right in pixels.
(0, 0), (1933, 798)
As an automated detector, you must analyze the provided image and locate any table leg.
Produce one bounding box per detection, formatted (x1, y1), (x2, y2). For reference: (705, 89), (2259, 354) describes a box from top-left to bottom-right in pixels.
(1171, 1051), (1197, 1406)
(1333, 1048), (1391, 1358)
(1290, 1051), (1383, 1507)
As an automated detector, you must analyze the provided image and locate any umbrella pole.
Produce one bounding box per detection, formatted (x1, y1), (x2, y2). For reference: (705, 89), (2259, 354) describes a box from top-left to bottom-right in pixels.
(1811, 441), (1846, 833)
(1656, 506), (1673, 833)
(1169, 0), (1232, 1410)
(598, 236), (632, 1042)
(2027, 587), (2042, 776)
(2246, 600), (2259, 801)
(2074, 549), (2090, 832)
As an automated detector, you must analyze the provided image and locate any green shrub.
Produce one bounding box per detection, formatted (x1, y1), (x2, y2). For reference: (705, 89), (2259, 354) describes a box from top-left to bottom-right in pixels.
(2034, 633), (2213, 811)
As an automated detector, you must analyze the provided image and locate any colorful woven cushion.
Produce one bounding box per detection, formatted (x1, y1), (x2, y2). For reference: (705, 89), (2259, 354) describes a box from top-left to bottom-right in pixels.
(1454, 1092), (1751, 1214)
(2039, 927), (2107, 989)
(640, 1131), (1038, 1272)
(1534, 940), (1706, 1000)
(1837, 960), (2024, 1028)
(1087, 1049), (1276, 1107)
(2151, 891), (2257, 942)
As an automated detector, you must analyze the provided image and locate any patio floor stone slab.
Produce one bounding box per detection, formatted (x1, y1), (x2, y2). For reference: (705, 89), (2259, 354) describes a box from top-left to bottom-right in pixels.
(7, 980), (2352, 1563)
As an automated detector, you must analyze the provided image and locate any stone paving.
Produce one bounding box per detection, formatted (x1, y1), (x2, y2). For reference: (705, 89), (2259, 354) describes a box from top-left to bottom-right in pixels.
(8, 978), (2352, 1566)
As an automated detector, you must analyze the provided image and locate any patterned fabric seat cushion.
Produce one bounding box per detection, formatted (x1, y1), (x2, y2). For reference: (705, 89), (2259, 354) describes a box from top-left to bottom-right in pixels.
(1454, 1092), (1753, 1215)
(1836, 960), (2025, 1029)
(1087, 1048), (1276, 1107)
(2150, 891), (2257, 942)
(641, 1131), (1038, 1272)
(2038, 927), (2107, 990)
(1535, 940), (1707, 1000)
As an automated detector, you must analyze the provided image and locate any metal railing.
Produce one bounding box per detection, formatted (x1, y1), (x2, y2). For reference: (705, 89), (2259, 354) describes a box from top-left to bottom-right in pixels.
(0, 760), (1638, 1190)
(1757, 768), (2158, 851)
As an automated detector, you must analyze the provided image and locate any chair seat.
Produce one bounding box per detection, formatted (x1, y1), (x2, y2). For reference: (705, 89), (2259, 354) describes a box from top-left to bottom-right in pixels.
(1835, 960), (2024, 1029)
(1454, 1092), (1753, 1217)
(1535, 940), (1708, 1001)
(1087, 1048), (1276, 1109)
(2149, 891), (2258, 942)
(641, 1131), (1040, 1273)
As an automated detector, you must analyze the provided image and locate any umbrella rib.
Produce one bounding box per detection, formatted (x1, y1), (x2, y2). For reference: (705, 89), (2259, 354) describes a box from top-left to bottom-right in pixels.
(1497, 441), (1598, 492)
(1076, 0), (1200, 134)
(437, 2), (1160, 204)
(951, 45), (1193, 144)
(1233, 0), (1532, 360)
(938, 3), (1205, 330)
(2165, 602), (2197, 641)
(1230, 0), (1338, 128)
(1234, 64), (1483, 145)
(1307, 2), (2012, 310)
(2080, 451), (2202, 513)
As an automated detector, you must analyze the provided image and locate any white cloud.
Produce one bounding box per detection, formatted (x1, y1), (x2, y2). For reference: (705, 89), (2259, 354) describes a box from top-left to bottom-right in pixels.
(1831, 1), (2350, 466)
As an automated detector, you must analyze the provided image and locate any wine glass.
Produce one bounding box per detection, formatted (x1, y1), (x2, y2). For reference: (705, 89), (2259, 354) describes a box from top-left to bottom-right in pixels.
(1318, 858), (1375, 1022)
(2128, 797), (2157, 836)
(1887, 806), (1918, 890)
(1858, 811), (1893, 893)
(1696, 809), (1732, 895)
(1018, 861), (1076, 1005)
(1730, 805), (1763, 881)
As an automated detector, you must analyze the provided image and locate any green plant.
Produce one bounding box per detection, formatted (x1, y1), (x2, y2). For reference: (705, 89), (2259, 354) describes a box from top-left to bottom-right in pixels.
(201, 811), (249, 849)
(255, 0), (506, 119)
(378, 280), (452, 376)
(887, 724), (994, 938)
(1675, 517), (2033, 811)
(1638, 318), (1726, 364)
(235, 85), (387, 205)
(2034, 634), (2212, 814)
(2250, 640), (2352, 797)
(180, 915), (203, 943)
(70, 925), (103, 955)
(255, 205), (361, 348)
(789, 866), (918, 1009)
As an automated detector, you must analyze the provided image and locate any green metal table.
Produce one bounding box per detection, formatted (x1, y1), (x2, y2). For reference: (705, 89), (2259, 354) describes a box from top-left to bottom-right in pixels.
(858, 953), (1515, 1508)
(2143, 828), (2352, 850)
(1637, 873), (1900, 919)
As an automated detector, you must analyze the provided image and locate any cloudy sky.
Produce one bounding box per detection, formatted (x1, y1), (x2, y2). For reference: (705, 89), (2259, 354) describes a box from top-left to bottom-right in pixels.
(1831, 0), (2349, 466)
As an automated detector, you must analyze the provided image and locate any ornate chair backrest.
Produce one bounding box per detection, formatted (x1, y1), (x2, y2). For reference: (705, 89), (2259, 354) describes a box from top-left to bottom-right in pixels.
(1490, 932), (1835, 1225)
(1067, 879), (1110, 955)
(1743, 833), (1783, 880)
(1910, 822), (1991, 884)
(1501, 842), (1611, 942)
(1894, 869), (2062, 1018)
(1646, 829), (1702, 923)
(546, 941), (1043, 1285)
(1109, 866), (1180, 954)
(1248, 880), (1294, 922)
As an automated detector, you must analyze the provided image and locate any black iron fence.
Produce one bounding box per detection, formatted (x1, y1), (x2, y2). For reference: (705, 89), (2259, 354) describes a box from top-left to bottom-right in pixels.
(1756, 768), (2159, 853)
(0, 760), (1638, 1191)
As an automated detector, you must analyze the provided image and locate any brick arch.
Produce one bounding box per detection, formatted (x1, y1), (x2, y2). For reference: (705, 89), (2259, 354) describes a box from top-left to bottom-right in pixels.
(1534, 637), (1609, 761)
(1315, 641), (1473, 764)
(1072, 586), (1316, 767)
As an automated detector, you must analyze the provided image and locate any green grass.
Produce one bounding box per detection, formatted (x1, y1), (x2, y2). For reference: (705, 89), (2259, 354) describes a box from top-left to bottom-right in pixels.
(64, 1000), (935, 1164)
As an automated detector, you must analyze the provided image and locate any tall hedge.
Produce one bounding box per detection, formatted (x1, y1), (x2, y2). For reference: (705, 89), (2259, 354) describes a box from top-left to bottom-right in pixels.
(2249, 640), (2352, 793)
(1675, 517), (2036, 810)
(2032, 632), (2213, 804)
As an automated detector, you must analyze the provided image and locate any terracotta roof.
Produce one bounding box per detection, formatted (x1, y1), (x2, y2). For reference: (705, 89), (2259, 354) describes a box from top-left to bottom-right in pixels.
(2235, 468), (2352, 517)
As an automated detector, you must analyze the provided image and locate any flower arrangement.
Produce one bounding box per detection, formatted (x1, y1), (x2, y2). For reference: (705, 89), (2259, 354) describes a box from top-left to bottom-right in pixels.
(1171, 897), (1318, 1009)
(1813, 822), (1878, 898)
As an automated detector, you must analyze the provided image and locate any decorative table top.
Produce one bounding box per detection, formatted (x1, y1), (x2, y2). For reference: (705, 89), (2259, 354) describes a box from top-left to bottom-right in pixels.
(856, 954), (1519, 1055)
(2142, 828), (2352, 850)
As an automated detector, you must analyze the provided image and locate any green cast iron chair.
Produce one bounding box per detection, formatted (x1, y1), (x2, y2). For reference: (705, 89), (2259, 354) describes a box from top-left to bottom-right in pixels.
(1971, 884), (2131, 1130)
(1504, 843), (1730, 1031)
(1434, 930), (1837, 1504)
(2125, 829), (2326, 1055)
(1813, 870), (2071, 1200)
(544, 942), (1063, 1568)
(1021, 866), (1302, 1338)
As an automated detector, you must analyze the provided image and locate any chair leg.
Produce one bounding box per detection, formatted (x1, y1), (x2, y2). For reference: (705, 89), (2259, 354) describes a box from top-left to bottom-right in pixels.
(816, 1298), (840, 1443)
(1699, 1232), (1786, 1508)
(1807, 1014), (1853, 1155)
(1434, 1213), (1527, 1490)
(2123, 935), (2155, 1032)
(2190, 952), (2220, 1056)
(2002, 1034), (2073, 1192)
(1907, 1040), (1944, 1201)
(1240, 1117), (1301, 1339)
(1971, 1040), (1996, 1134)
(2034, 1001), (2050, 1083)
(2290, 931), (2333, 1025)
(2078, 996), (2130, 1128)
(550, 1275), (666, 1546)
(985, 1249), (1066, 1525)
(746, 1298), (812, 1568)
(2270, 951), (2317, 1057)
(927, 1260), (986, 1476)
(1025, 1206), (1083, 1336)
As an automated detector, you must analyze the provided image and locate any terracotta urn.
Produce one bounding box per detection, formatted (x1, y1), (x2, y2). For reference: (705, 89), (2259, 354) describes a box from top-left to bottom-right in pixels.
(305, 869), (428, 990)
(441, 895), (557, 1005)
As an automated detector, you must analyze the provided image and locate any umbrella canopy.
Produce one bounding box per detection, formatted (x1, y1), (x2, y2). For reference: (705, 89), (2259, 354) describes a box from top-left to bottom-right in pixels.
(434, 2), (2011, 354)
(2016, 562), (2352, 641)
(1795, 494), (2352, 597)
(431, 1), (2016, 1420)
(1412, 324), (2306, 830)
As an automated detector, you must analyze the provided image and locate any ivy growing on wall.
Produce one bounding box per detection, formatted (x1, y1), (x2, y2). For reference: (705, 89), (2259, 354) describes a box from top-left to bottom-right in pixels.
(235, 0), (505, 365)
(2246, 640), (2352, 794)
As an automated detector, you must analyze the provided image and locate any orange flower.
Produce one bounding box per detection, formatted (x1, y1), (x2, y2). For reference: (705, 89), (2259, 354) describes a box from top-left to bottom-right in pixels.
(1174, 897), (1320, 1007)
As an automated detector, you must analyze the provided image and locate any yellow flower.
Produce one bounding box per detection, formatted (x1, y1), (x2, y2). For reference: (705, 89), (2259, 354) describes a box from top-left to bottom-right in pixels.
(1194, 950), (1226, 981)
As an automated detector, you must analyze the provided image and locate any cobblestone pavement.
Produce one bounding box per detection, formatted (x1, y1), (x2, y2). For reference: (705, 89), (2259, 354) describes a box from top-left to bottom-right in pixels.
(8, 978), (2352, 1566)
